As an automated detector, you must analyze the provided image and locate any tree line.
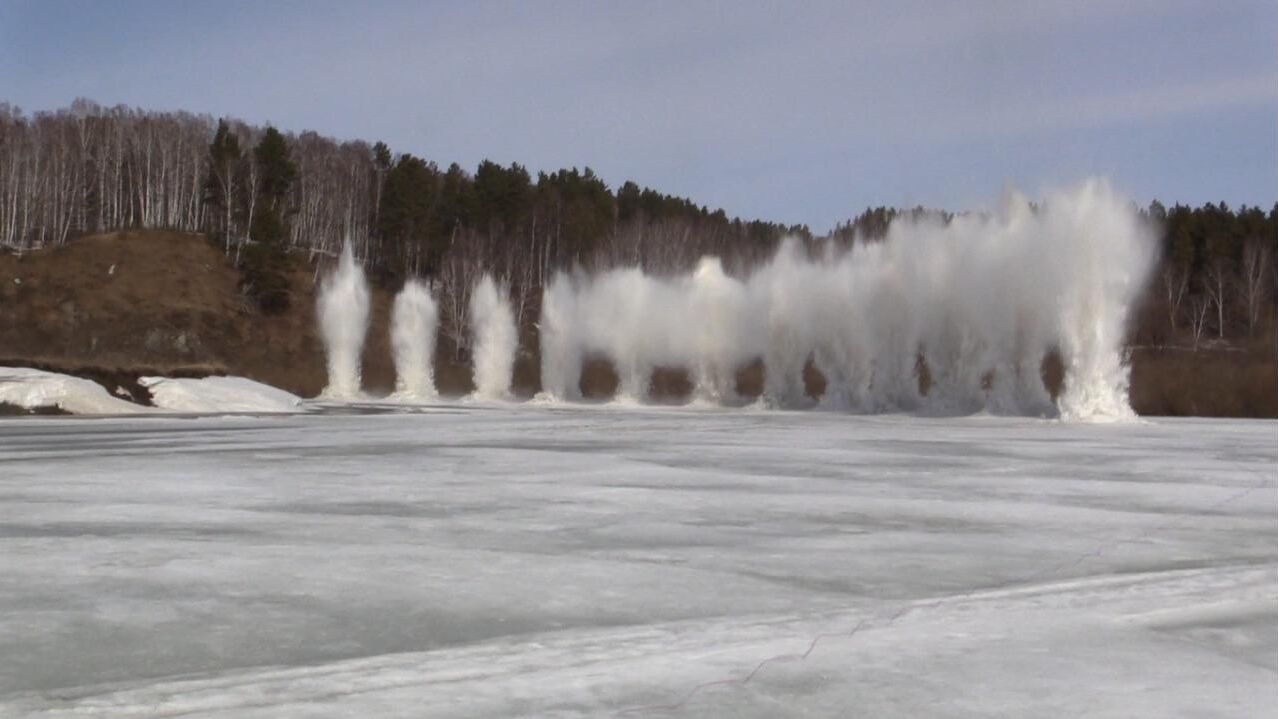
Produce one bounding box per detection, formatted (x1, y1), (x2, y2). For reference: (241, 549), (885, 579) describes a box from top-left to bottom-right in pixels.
(0, 100), (1273, 349)
(1143, 201), (1275, 347)
(0, 101), (804, 318)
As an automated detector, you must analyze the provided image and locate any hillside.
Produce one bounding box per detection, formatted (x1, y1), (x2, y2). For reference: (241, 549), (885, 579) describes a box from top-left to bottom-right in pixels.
(0, 230), (1274, 416)
(1, 231), (361, 399)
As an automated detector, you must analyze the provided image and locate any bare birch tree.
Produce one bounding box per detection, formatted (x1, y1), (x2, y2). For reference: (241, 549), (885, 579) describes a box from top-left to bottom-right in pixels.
(1238, 239), (1272, 337)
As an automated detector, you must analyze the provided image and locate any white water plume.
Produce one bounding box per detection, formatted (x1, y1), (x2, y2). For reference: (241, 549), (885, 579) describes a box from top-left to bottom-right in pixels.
(1050, 183), (1156, 421)
(538, 179), (1156, 420)
(317, 241), (370, 400)
(538, 276), (583, 401)
(469, 273), (517, 399)
(390, 279), (438, 400)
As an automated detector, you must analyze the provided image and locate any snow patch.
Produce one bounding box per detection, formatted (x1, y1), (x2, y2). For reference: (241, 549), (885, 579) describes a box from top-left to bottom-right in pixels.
(138, 376), (303, 414)
(0, 366), (146, 414)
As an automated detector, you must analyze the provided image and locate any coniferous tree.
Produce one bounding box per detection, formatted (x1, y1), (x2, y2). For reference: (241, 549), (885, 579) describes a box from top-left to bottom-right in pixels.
(205, 119), (242, 250)
(249, 127), (296, 247)
(240, 127), (298, 314)
(378, 154), (441, 277)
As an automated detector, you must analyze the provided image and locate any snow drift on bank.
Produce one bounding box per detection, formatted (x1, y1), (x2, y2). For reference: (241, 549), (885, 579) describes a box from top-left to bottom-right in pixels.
(0, 366), (146, 414)
(139, 376), (303, 413)
(0, 368), (303, 415)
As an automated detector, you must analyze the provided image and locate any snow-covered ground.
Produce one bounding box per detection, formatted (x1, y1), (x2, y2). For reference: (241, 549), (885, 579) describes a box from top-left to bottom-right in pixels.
(0, 406), (1273, 717)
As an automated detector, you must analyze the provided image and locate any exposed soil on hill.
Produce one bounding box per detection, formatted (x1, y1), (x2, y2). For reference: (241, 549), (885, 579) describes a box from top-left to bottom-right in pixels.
(1, 231), (362, 398)
(1, 231), (1273, 416)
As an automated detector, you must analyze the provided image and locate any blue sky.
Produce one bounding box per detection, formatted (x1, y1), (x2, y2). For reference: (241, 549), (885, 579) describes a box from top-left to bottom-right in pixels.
(1, 0), (1273, 231)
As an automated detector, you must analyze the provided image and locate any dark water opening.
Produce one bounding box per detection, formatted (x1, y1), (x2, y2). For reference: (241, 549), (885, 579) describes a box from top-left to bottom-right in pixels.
(579, 356), (619, 399)
(734, 357), (764, 400)
(562, 348), (1065, 406)
(650, 366), (693, 403)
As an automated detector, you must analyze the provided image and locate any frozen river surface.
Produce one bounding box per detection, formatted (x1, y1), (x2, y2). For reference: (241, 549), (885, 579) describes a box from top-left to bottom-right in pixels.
(0, 406), (1274, 717)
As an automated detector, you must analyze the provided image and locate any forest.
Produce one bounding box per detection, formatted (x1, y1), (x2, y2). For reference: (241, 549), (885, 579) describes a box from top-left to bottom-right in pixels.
(1, 100), (1274, 355)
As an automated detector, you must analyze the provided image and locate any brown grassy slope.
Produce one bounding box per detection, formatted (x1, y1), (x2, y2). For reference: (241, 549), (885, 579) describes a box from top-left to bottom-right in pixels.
(1129, 345), (1276, 418)
(0, 231), (389, 397)
(0, 230), (1273, 416)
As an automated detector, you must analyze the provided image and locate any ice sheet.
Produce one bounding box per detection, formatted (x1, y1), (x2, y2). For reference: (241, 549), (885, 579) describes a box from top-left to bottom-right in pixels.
(0, 407), (1273, 717)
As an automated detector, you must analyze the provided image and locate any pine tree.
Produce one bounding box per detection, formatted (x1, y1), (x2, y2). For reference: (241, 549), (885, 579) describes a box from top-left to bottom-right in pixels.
(240, 127), (298, 314)
(254, 127), (296, 216)
(378, 154), (442, 276)
(205, 119), (242, 249)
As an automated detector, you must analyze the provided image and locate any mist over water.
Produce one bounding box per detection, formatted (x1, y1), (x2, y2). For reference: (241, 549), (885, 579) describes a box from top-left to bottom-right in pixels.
(469, 274), (517, 399)
(317, 242), (370, 399)
(307, 180), (1152, 420)
(539, 179), (1156, 420)
(390, 279), (438, 400)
